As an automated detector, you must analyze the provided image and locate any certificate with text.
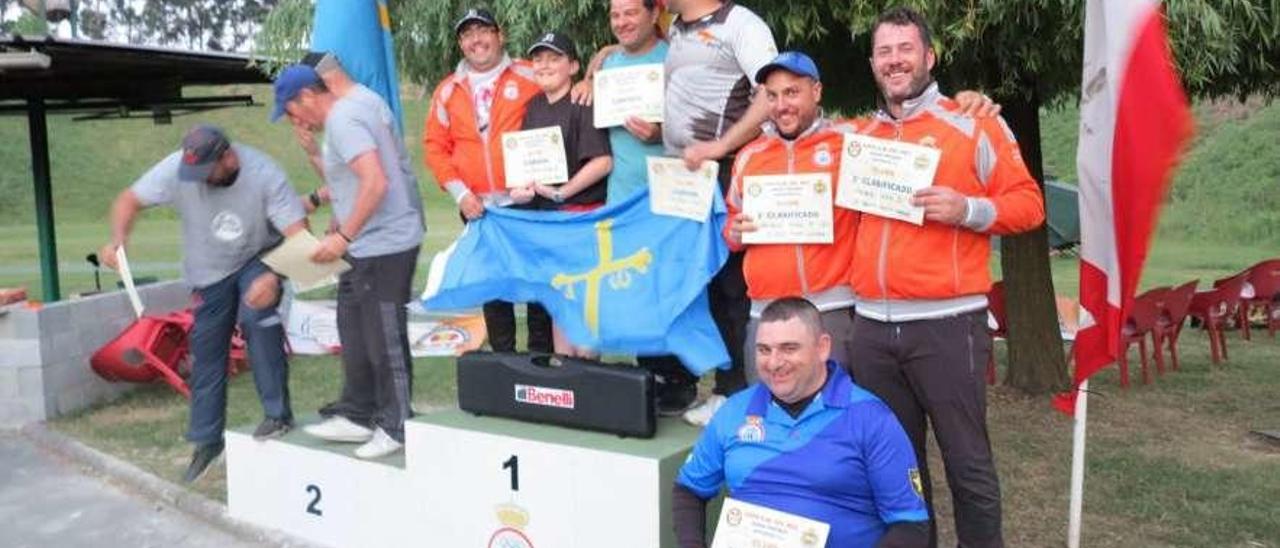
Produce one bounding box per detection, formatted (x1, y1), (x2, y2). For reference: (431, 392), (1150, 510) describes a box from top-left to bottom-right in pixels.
(501, 126), (569, 187)
(740, 173), (834, 244)
(646, 157), (718, 222)
(592, 63), (665, 128)
(710, 497), (831, 548)
(835, 133), (940, 225)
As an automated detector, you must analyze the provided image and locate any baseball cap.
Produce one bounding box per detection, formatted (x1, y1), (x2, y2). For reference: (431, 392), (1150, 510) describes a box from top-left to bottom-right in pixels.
(754, 51), (821, 84)
(454, 8), (498, 34)
(177, 125), (231, 183)
(271, 64), (321, 122)
(526, 31), (578, 60)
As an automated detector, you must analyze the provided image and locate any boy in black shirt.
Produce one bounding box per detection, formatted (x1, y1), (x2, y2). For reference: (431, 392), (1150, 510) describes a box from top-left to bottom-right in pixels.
(510, 31), (612, 211)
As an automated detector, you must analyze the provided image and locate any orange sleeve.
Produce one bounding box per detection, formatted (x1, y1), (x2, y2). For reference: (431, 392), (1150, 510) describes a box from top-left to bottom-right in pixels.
(979, 117), (1045, 235)
(423, 80), (464, 196)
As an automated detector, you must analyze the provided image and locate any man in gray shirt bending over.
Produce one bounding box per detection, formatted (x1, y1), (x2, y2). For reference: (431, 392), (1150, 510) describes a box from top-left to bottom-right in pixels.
(101, 124), (306, 483)
(274, 62), (425, 460)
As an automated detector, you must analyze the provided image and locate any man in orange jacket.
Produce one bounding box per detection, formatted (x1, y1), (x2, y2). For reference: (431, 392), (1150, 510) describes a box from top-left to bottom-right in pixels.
(423, 8), (550, 353)
(723, 52), (860, 385)
(849, 7), (1045, 548)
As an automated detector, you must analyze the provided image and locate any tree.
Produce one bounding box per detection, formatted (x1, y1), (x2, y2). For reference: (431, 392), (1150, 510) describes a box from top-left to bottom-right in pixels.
(257, 0), (1280, 393)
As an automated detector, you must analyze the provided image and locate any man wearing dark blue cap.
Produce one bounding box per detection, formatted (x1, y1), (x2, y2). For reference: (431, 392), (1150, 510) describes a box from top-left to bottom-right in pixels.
(101, 124), (306, 483)
(274, 62), (424, 460)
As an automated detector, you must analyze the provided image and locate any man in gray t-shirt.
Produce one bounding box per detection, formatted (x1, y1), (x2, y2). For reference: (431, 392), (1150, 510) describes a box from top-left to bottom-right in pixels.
(101, 124), (306, 483)
(275, 62), (422, 460)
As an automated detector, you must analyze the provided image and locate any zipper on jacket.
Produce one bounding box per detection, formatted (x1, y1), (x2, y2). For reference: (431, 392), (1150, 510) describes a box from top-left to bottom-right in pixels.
(784, 139), (811, 296)
(877, 120), (905, 320)
(952, 227), (961, 294)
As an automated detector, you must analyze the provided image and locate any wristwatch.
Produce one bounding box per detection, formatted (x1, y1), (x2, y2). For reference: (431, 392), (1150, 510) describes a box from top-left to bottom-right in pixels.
(552, 189), (564, 203)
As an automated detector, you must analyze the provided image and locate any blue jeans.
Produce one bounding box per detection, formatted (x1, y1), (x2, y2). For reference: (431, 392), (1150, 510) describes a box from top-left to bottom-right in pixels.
(187, 259), (292, 445)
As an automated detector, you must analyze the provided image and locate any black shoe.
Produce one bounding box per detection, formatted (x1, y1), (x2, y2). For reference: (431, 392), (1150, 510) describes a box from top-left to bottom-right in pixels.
(252, 417), (293, 441)
(182, 441), (225, 484)
(656, 380), (698, 417)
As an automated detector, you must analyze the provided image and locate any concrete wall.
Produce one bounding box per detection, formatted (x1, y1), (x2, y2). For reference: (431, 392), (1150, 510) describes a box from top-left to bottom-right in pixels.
(0, 281), (191, 426)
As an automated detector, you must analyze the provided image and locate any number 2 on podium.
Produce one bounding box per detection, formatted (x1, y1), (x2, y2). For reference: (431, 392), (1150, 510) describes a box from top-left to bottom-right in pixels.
(502, 455), (519, 491)
(305, 484), (323, 516)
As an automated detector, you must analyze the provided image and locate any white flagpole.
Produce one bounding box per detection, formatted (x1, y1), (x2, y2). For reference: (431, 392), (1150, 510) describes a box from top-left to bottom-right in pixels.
(1067, 379), (1090, 548)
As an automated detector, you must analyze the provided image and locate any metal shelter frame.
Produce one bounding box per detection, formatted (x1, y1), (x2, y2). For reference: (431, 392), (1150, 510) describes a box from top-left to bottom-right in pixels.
(1, 34), (271, 301)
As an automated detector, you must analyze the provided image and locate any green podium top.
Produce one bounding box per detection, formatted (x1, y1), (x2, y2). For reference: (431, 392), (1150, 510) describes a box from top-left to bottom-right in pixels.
(411, 408), (705, 460)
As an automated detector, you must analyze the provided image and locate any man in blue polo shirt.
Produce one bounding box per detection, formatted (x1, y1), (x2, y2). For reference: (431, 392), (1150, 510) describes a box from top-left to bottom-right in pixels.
(673, 297), (929, 547)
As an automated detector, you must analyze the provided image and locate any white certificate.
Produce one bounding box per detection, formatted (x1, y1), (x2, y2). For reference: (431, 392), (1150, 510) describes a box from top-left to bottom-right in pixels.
(710, 497), (831, 548)
(741, 173), (834, 244)
(835, 133), (940, 225)
(261, 231), (352, 292)
(501, 126), (569, 187)
(593, 63), (665, 128)
(646, 157), (718, 222)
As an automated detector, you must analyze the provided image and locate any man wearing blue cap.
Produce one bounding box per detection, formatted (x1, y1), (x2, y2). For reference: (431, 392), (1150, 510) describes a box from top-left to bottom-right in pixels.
(101, 124), (306, 483)
(273, 63), (425, 459)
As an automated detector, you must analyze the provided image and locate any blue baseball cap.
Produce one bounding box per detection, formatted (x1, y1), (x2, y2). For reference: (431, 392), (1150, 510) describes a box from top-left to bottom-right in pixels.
(271, 64), (321, 122)
(754, 51), (821, 84)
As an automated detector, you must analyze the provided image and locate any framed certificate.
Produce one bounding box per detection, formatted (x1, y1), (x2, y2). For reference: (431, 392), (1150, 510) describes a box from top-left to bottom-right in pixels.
(592, 63), (665, 129)
(710, 497), (831, 548)
(501, 126), (569, 187)
(646, 157), (718, 222)
(835, 133), (940, 225)
(740, 173), (834, 244)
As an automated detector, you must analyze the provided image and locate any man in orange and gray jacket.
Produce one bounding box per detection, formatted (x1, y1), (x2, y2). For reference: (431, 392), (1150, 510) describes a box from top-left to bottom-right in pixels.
(423, 8), (549, 353)
(723, 52), (860, 383)
(848, 7), (1045, 548)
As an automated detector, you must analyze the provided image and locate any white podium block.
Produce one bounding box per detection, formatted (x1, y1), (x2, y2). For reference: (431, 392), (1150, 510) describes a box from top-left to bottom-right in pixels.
(225, 421), (423, 547)
(405, 409), (705, 548)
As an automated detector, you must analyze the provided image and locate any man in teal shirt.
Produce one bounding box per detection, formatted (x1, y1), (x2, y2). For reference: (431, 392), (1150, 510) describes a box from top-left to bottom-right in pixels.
(597, 0), (669, 204)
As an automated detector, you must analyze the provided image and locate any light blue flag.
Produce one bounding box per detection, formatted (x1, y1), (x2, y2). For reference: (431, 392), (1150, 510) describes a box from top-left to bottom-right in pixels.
(311, 0), (404, 134)
(421, 189), (731, 375)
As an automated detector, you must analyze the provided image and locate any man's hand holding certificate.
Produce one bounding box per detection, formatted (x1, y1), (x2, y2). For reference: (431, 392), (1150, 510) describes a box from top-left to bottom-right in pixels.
(835, 134), (941, 225)
(501, 126), (569, 187)
(647, 157), (718, 222)
(740, 173), (834, 244)
(710, 497), (831, 548)
(262, 231), (351, 292)
(592, 63), (664, 129)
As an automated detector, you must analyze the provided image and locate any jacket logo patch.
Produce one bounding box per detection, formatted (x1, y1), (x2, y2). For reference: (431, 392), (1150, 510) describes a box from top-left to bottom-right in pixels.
(503, 82), (519, 100)
(918, 135), (938, 148)
(909, 467), (924, 499)
(813, 146), (832, 167)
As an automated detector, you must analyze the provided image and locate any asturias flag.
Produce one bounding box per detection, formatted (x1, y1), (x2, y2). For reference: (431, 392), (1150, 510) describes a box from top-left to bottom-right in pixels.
(311, 0), (404, 134)
(421, 189), (731, 375)
(1054, 0), (1193, 414)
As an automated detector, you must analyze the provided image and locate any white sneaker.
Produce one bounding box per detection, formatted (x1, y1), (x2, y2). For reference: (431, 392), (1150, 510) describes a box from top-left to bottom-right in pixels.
(682, 394), (727, 427)
(354, 427), (403, 459)
(303, 416), (374, 443)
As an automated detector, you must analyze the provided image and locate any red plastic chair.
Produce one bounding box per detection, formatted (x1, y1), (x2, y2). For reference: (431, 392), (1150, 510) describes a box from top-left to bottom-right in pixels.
(1213, 272), (1255, 340)
(1242, 259), (1280, 338)
(1119, 288), (1166, 387)
(1190, 274), (1247, 364)
(985, 281), (1007, 385)
(90, 309), (256, 398)
(1155, 279), (1198, 371)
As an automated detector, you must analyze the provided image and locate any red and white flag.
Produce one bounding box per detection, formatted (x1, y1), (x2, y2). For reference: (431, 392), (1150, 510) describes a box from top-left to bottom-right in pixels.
(1054, 0), (1193, 414)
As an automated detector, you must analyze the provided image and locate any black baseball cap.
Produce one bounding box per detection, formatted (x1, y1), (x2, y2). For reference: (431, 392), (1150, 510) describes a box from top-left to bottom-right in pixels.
(177, 125), (231, 182)
(526, 31), (578, 60)
(454, 8), (498, 34)
(301, 51), (341, 74)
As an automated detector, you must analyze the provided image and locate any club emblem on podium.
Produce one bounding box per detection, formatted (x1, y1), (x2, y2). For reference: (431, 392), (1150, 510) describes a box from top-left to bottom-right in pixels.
(488, 502), (535, 548)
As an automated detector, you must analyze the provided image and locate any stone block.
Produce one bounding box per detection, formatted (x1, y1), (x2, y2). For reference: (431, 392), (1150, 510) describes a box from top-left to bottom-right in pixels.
(37, 303), (72, 333)
(0, 340), (41, 368)
(18, 367), (44, 397)
(0, 369), (17, 399)
(0, 307), (41, 339)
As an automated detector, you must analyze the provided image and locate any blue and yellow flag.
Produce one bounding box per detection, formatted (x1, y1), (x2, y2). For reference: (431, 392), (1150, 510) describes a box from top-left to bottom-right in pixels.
(311, 0), (404, 134)
(421, 190), (731, 375)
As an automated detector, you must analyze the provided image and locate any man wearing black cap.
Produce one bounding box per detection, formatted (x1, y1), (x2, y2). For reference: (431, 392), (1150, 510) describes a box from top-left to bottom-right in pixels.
(274, 63), (424, 460)
(101, 124), (306, 482)
(423, 7), (552, 356)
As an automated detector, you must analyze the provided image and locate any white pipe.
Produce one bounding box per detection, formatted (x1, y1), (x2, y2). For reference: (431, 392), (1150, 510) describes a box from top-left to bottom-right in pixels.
(1067, 379), (1089, 548)
(0, 51), (52, 70)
